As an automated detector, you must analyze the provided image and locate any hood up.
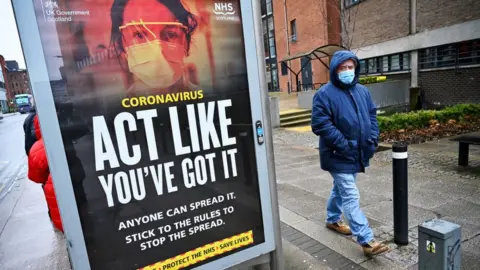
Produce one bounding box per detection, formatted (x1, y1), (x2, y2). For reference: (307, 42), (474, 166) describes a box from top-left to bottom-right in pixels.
(329, 50), (361, 89)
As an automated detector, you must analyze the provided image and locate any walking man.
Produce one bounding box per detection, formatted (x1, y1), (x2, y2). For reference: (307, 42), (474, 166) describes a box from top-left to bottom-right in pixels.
(311, 50), (389, 256)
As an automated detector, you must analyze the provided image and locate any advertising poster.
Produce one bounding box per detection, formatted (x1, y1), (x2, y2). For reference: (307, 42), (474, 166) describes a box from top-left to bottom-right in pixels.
(30, 0), (268, 269)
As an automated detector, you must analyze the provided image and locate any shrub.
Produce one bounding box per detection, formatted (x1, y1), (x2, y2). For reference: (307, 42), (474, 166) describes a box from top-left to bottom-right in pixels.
(377, 104), (480, 132)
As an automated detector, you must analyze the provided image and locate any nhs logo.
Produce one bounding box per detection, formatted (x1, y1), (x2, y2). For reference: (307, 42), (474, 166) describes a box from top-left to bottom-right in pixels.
(213, 2), (236, 20)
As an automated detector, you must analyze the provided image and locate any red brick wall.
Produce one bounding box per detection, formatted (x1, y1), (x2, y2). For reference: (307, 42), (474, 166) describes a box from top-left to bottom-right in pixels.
(273, 0), (339, 92)
(7, 70), (30, 97)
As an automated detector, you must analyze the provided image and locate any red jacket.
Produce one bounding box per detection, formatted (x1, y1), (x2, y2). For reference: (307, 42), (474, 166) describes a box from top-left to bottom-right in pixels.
(27, 116), (63, 232)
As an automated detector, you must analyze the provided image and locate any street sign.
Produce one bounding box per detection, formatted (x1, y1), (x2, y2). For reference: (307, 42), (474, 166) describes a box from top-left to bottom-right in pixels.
(11, 0), (281, 269)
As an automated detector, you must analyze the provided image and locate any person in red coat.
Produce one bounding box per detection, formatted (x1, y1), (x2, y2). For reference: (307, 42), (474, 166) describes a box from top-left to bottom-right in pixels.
(27, 115), (64, 232)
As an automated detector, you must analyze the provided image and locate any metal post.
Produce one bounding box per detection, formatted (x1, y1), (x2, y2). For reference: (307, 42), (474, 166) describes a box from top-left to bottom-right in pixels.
(458, 142), (469, 166)
(251, 0), (284, 269)
(392, 141), (409, 246)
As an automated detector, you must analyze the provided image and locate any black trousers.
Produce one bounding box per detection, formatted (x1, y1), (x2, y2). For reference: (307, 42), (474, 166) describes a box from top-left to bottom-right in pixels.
(41, 183), (51, 219)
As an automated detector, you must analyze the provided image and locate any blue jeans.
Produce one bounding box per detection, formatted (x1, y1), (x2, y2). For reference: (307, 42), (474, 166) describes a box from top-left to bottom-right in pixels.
(326, 173), (373, 245)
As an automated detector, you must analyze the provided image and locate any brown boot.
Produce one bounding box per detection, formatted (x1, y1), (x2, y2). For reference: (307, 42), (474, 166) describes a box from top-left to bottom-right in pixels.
(362, 239), (390, 257)
(326, 221), (352, 235)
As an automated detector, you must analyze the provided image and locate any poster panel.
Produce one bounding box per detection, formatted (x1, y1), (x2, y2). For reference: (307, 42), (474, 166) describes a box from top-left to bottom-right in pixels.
(16, 0), (275, 269)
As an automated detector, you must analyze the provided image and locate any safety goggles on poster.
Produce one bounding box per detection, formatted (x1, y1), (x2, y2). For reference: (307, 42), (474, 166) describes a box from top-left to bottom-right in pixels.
(120, 20), (187, 62)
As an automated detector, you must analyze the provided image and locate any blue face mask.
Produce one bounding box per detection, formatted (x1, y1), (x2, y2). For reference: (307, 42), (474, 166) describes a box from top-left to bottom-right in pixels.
(338, 70), (355, 85)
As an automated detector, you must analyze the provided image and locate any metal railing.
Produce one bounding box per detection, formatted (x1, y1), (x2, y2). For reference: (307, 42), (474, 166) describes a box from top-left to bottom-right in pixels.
(288, 82), (325, 93)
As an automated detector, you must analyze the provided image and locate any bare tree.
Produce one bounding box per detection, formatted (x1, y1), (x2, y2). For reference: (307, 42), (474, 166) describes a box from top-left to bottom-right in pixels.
(318, 0), (363, 50)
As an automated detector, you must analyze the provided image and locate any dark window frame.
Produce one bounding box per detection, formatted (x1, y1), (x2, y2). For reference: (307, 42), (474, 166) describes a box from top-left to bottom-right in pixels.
(261, 3), (279, 91)
(359, 52), (411, 75)
(290, 19), (297, 42)
(280, 62), (288, 76)
(419, 39), (480, 70)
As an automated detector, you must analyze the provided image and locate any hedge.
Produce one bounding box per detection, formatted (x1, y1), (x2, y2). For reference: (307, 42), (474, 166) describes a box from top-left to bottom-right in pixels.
(377, 104), (480, 132)
(359, 76), (387, 85)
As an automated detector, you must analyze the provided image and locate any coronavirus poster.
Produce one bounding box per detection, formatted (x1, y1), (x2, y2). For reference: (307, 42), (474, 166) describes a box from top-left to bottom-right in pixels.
(28, 0), (269, 269)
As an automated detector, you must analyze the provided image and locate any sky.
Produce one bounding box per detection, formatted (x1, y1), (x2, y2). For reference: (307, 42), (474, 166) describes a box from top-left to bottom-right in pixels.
(0, 0), (26, 69)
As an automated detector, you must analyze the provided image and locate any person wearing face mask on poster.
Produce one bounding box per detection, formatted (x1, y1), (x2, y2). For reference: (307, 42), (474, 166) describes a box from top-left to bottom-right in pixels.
(311, 50), (389, 257)
(110, 0), (199, 96)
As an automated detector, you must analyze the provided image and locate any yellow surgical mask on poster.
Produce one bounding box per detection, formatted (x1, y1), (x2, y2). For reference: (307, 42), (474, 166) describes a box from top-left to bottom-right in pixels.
(125, 40), (180, 88)
(121, 21), (186, 89)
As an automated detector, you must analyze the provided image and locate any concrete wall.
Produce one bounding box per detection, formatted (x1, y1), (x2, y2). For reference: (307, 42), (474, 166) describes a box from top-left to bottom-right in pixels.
(382, 72), (411, 82)
(368, 80), (410, 109)
(419, 67), (480, 108)
(297, 90), (316, 110)
(269, 96), (280, 128)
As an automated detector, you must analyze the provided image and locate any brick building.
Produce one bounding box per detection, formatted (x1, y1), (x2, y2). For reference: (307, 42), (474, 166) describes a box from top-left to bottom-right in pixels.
(346, 0), (480, 108)
(0, 55), (9, 113)
(7, 69), (31, 98)
(272, 0), (341, 92)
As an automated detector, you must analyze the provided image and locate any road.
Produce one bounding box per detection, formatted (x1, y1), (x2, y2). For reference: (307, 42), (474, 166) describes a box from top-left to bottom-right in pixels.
(0, 113), (28, 200)
(0, 113), (71, 269)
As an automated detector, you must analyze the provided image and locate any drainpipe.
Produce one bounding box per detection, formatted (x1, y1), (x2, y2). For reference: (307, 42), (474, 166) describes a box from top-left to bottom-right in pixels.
(283, 0), (292, 93)
(410, 0), (418, 88)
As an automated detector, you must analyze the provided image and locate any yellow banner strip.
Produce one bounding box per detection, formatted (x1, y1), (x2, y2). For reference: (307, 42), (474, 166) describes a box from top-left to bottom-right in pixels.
(140, 230), (254, 270)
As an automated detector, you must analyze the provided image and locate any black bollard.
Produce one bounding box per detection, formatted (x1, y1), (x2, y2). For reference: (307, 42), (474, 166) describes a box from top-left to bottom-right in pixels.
(392, 141), (409, 246)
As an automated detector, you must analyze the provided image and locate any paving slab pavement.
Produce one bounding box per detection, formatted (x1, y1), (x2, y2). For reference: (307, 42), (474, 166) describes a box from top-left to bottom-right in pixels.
(0, 172), (70, 270)
(0, 169), (358, 270)
(273, 129), (480, 269)
(1, 122), (479, 270)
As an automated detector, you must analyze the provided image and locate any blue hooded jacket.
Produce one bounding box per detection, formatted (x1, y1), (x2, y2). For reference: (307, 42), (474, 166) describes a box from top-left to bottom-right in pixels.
(311, 50), (379, 173)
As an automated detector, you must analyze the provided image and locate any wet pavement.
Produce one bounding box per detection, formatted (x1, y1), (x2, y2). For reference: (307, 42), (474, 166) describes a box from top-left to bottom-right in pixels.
(0, 170), (70, 270)
(0, 113), (70, 270)
(1, 109), (479, 269)
(273, 128), (480, 269)
(0, 114), (28, 200)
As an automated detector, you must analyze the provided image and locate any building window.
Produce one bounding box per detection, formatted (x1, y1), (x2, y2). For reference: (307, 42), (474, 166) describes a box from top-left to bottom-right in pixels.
(263, 38), (269, 58)
(271, 63), (278, 90)
(419, 39), (480, 69)
(266, 0), (272, 15)
(268, 17), (276, 57)
(261, 0), (266, 16)
(459, 40), (480, 65)
(263, 16), (276, 59)
(261, 0), (273, 17)
(359, 53), (410, 75)
(281, 62), (288, 76)
(290, 19), (297, 42)
(382, 56), (389, 72)
(390, 54), (400, 71)
(269, 37), (276, 57)
(359, 60), (367, 74)
(368, 58), (379, 73)
(402, 54), (410, 70)
(262, 19), (268, 39)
